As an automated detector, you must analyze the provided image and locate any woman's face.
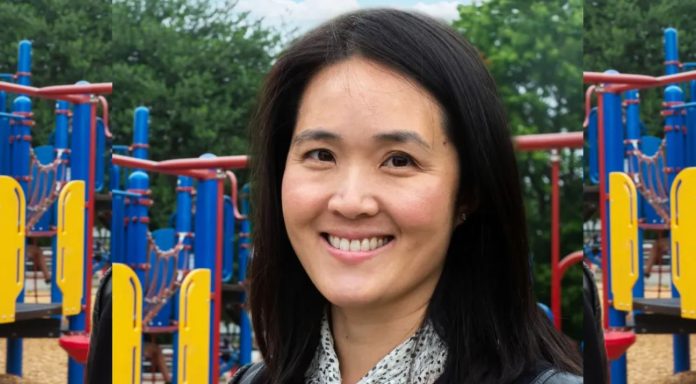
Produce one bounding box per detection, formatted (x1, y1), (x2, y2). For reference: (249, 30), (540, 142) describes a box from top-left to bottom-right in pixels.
(282, 57), (460, 311)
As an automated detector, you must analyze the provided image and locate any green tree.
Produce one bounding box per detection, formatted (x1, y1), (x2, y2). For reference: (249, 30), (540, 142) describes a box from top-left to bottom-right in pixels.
(453, 0), (584, 339)
(584, 0), (696, 133)
(0, 0), (111, 143)
(111, 0), (280, 224)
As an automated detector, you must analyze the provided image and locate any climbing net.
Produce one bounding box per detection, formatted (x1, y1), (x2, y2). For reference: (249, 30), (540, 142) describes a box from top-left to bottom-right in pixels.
(142, 231), (192, 325)
(625, 139), (669, 222)
(26, 148), (68, 229)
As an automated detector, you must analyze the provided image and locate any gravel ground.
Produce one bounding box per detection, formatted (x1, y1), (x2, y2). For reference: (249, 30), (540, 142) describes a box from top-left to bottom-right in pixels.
(0, 339), (68, 384)
(592, 266), (696, 383)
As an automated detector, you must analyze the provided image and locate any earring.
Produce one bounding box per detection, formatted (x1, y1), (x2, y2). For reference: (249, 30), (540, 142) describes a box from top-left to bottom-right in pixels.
(460, 212), (467, 222)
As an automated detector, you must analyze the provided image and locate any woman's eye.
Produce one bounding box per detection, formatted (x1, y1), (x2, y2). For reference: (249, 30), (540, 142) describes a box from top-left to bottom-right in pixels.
(306, 149), (335, 162)
(383, 153), (415, 168)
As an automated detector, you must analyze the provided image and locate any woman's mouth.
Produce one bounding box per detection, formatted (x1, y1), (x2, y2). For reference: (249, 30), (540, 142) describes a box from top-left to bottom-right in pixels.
(321, 233), (394, 252)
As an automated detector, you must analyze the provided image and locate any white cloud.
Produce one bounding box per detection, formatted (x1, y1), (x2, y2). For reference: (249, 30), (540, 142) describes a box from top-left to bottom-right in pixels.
(410, 1), (463, 23)
(236, 0), (361, 34)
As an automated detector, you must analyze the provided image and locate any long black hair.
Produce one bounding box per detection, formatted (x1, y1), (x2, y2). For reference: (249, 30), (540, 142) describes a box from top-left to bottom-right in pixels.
(248, 8), (582, 383)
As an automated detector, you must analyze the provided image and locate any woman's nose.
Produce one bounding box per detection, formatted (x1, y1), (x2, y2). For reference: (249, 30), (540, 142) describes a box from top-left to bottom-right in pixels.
(327, 169), (379, 219)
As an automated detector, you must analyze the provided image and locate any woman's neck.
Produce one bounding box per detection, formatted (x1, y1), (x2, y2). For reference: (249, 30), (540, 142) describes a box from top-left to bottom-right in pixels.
(330, 298), (429, 384)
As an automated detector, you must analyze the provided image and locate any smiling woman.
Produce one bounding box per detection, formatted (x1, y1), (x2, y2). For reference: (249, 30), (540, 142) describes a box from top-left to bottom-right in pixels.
(240, 8), (582, 384)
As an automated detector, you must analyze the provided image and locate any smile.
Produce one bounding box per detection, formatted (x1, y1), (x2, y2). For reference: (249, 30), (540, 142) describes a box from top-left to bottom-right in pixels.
(321, 233), (394, 252)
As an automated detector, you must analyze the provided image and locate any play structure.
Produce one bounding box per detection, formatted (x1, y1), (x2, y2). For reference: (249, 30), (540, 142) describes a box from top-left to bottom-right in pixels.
(585, 27), (696, 383)
(0, 40), (112, 384)
(110, 108), (253, 383)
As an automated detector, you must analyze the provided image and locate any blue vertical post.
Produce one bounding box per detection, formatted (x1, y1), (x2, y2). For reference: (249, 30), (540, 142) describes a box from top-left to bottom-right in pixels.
(110, 166), (124, 264)
(624, 90), (645, 300)
(664, 28), (679, 76)
(65, 82), (92, 384)
(133, 106), (149, 161)
(664, 85), (690, 373)
(603, 70), (629, 384)
(171, 175), (193, 384)
(16, 40), (31, 86)
(51, 100), (70, 306)
(6, 96), (31, 376)
(687, 81), (696, 167)
(239, 183), (252, 365)
(0, 91), (9, 175)
(126, 171), (150, 286)
(194, 154), (218, 383)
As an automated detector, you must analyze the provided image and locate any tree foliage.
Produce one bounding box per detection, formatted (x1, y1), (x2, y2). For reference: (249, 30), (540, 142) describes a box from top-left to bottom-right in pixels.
(585, 0), (696, 134)
(0, 0), (111, 143)
(110, 0), (279, 224)
(453, 0), (584, 339)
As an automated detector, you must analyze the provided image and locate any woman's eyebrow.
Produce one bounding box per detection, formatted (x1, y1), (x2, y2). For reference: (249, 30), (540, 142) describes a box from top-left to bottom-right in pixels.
(291, 129), (341, 146)
(373, 130), (431, 150)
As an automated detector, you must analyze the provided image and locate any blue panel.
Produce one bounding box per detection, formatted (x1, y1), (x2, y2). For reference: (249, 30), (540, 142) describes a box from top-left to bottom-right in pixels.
(94, 118), (105, 192)
(588, 108), (598, 184)
(222, 196), (235, 282)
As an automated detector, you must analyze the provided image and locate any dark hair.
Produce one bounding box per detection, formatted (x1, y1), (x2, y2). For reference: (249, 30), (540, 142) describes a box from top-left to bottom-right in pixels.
(248, 8), (582, 383)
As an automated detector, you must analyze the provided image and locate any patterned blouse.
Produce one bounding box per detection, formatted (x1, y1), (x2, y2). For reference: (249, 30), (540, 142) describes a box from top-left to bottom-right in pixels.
(305, 314), (448, 383)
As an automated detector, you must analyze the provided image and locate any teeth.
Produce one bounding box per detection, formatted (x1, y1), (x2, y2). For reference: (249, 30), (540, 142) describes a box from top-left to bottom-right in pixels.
(326, 235), (391, 252)
(340, 238), (350, 251)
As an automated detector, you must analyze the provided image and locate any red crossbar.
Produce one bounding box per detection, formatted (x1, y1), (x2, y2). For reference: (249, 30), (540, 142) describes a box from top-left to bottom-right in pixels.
(583, 70), (696, 93)
(514, 132), (583, 151)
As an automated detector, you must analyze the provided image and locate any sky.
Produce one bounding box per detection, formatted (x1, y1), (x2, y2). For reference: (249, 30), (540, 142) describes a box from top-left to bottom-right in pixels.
(234, 0), (472, 35)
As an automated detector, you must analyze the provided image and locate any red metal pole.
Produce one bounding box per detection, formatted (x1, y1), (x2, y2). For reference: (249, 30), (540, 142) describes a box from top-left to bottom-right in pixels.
(157, 155), (249, 171)
(214, 179), (224, 382)
(550, 150), (561, 329)
(37, 82), (112, 96)
(558, 251), (584, 278)
(85, 99), (97, 333)
(583, 72), (658, 85)
(514, 132), (583, 152)
(0, 81), (86, 103)
(597, 92), (610, 329)
(583, 70), (696, 92)
(111, 154), (212, 179)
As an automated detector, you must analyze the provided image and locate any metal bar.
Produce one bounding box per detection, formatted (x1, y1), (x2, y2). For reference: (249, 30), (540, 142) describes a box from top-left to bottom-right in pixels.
(157, 155), (249, 171)
(111, 154), (211, 179)
(550, 150), (561, 329)
(558, 251), (584, 279)
(513, 132), (583, 151)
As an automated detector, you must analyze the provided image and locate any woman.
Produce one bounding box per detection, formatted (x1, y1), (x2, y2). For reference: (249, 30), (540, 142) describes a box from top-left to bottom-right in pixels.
(240, 8), (582, 384)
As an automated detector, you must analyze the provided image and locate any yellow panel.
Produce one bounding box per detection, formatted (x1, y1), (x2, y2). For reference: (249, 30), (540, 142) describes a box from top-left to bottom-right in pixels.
(0, 176), (25, 324)
(671, 167), (696, 319)
(55, 181), (85, 316)
(609, 172), (639, 312)
(177, 269), (211, 384)
(113, 263), (142, 384)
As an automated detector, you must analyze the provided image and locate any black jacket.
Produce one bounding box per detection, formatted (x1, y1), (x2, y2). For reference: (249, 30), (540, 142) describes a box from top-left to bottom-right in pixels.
(86, 268), (112, 384)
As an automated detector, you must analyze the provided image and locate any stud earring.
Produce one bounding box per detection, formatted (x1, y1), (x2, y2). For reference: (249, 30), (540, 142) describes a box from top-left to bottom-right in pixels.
(460, 212), (467, 222)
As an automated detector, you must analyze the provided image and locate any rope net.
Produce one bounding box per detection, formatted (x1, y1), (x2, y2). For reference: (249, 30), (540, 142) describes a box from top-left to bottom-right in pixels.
(625, 139), (670, 222)
(142, 231), (191, 325)
(26, 148), (68, 229)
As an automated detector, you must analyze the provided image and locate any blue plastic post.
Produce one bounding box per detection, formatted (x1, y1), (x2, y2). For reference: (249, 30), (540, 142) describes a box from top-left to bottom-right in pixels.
(94, 118), (105, 192)
(624, 90), (645, 300)
(194, 154), (219, 383)
(239, 183), (252, 365)
(126, 171), (150, 286)
(0, 91), (8, 175)
(222, 196), (235, 282)
(6, 95), (31, 377)
(664, 85), (690, 373)
(133, 106), (149, 161)
(65, 84), (93, 384)
(687, 81), (696, 167)
(602, 70), (629, 384)
(664, 28), (679, 76)
(588, 108), (599, 184)
(51, 100), (70, 305)
(16, 40), (31, 86)
(171, 175), (194, 384)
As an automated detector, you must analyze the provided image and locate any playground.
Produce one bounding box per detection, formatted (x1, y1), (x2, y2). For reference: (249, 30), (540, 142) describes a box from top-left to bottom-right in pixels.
(584, 27), (696, 383)
(0, 35), (589, 382)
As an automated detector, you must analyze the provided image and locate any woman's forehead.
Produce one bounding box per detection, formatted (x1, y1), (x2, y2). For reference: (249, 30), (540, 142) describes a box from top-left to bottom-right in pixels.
(295, 57), (446, 145)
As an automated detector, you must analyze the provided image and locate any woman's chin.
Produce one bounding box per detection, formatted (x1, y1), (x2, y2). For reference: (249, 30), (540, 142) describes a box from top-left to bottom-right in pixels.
(319, 285), (381, 309)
